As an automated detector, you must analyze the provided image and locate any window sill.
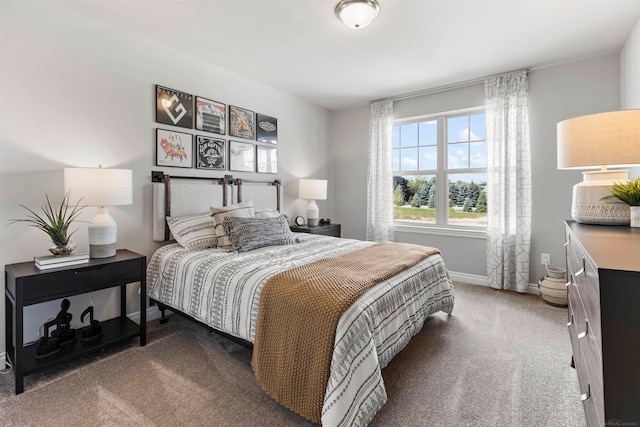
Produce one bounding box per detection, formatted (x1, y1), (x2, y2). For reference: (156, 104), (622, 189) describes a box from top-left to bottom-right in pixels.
(393, 223), (487, 239)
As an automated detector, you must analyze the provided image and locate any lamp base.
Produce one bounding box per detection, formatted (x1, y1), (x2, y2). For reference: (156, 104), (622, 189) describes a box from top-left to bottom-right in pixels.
(88, 207), (117, 258)
(307, 200), (319, 226)
(571, 170), (630, 225)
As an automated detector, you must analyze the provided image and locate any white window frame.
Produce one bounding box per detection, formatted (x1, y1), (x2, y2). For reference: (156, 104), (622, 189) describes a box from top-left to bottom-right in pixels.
(393, 106), (487, 239)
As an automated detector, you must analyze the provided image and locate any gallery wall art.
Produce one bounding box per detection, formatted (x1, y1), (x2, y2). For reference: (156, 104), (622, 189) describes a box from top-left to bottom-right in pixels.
(156, 128), (193, 168)
(156, 85), (194, 129)
(153, 84), (278, 174)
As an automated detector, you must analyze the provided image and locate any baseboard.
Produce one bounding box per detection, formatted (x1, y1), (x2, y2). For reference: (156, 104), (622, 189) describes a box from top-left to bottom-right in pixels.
(127, 305), (163, 325)
(448, 271), (488, 286)
(449, 271), (540, 295)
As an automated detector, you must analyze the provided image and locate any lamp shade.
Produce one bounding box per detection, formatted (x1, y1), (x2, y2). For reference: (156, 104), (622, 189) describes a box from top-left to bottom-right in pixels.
(299, 179), (327, 201)
(557, 109), (640, 170)
(335, 0), (379, 29)
(64, 168), (133, 206)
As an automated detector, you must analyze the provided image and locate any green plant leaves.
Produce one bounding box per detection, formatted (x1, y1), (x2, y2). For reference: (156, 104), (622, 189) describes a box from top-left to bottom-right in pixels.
(7, 193), (85, 246)
(610, 177), (640, 206)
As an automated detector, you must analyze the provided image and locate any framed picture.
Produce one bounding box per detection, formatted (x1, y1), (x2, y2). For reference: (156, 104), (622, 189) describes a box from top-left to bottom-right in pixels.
(229, 140), (255, 172)
(196, 136), (226, 170)
(156, 85), (193, 129)
(195, 97), (226, 135)
(256, 113), (278, 144)
(229, 105), (255, 140)
(156, 128), (193, 168)
(256, 146), (278, 174)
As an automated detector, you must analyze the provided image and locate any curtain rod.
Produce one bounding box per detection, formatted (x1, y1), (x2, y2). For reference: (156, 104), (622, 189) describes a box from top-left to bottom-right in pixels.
(371, 69), (530, 104)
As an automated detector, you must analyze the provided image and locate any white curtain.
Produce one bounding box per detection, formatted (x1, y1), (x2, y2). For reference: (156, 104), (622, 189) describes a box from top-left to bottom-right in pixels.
(366, 100), (394, 242)
(485, 71), (532, 292)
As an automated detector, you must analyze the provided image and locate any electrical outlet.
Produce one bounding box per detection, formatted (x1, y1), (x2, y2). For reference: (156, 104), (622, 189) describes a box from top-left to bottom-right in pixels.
(541, 253), (551, 266)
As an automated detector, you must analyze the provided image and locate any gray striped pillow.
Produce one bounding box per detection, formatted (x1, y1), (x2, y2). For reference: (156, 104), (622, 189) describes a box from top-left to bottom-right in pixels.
(210, 201), (255, 249)
(223, 215), (298, 252)
(166, 213), (217, 250)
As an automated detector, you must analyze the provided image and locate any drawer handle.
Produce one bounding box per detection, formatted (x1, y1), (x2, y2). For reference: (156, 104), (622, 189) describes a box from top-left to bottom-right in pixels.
(578, 319), (589, 339)
(580, 384), (590, 402)
(575, 258), (585, 277)
(564, 240), (570, 247)
(74, 265), (105, 274)
(567, 314), (574, 328)
(565, 276), (572, 288)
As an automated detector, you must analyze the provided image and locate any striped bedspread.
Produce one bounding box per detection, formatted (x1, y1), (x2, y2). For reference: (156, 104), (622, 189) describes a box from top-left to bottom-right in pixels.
(146, 234), (455, 427)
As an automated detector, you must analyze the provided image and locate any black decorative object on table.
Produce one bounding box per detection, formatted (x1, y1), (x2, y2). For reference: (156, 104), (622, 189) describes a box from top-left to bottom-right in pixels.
(53, 299), (76, 346)
(35, 318), (60, 359)
(80, 306), (103, 343)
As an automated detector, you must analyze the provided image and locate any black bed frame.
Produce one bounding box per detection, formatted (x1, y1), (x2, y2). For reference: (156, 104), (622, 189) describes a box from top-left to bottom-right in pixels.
(149, 171), (282, 349)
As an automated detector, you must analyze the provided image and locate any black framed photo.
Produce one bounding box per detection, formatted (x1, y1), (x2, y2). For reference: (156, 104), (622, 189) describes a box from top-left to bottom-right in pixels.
(156, 128), (193, 168)
(195, 97), (226, 135)
(256, 113), (278, 144)
(256, 145), (277, 174)
(229, 105), (255, 140)
(229, 140), (255, 172)
(196, 136), (226, 170)
(156, 85), (193, 129)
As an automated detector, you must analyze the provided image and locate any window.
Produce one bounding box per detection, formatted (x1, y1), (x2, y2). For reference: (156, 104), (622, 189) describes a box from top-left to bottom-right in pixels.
(392, 109), (487, 228)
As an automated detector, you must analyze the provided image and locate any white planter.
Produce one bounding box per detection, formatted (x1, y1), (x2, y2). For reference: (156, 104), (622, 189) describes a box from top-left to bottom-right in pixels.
(631, 206), (640, 228)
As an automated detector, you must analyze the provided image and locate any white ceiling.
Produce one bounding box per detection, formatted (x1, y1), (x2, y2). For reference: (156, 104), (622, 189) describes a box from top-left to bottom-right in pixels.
(60, 0), (640, 111)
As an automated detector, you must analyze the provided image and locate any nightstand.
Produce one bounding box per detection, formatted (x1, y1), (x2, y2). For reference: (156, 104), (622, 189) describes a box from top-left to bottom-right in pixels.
(290, 223), (341, 238)
(4, 249), (146, 394)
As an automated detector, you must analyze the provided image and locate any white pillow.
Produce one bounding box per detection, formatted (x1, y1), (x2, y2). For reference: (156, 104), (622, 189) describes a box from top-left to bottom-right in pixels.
(166, 213), (216, 250)
(255, 208), (282, 219)
(210, 200), (255, 249)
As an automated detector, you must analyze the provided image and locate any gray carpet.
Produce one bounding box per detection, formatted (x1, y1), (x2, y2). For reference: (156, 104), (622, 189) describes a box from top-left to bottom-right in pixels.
(0, 282), (585, 426)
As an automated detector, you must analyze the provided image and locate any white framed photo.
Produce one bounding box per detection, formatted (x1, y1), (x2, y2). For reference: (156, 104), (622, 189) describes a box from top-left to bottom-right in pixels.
(229, 140), (255, 172)
(156, 128), (193, 168)
(256, 145), (277, 173)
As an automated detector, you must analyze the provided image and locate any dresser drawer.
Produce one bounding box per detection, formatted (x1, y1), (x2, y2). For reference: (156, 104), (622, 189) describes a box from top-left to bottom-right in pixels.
(567, 242), (602, 357)
(576, 350), (603, 427)
(568, 282), (587, 346)
(581, 332), (604, 426)
(19, 258), (142, 304)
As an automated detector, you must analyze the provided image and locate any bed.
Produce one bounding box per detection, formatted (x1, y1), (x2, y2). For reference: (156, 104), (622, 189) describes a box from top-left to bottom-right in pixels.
(146, 172), (455, 427)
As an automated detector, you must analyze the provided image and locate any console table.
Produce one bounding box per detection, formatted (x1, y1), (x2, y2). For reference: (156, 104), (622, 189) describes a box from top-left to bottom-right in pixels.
(4, 249), (146, 394)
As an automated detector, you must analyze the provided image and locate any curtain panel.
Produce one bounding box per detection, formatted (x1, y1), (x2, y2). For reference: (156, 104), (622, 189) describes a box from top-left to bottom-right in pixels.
(485, 71), (532, 292)
(366, 100), (394, 242)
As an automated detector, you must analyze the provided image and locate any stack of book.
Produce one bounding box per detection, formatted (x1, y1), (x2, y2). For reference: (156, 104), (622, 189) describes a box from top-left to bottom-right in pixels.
(35, 253), (90, 270)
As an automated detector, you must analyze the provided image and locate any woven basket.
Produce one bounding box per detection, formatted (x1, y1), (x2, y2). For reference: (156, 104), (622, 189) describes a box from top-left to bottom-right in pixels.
(538, 275), (568, 307)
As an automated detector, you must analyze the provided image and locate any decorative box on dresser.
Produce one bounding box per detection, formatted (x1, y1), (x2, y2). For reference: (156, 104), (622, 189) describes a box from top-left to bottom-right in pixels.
(565, 221), (640, 426)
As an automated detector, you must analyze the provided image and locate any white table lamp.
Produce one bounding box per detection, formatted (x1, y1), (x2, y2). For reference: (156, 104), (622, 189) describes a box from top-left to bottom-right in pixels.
(64, 167), (133, 258)
(557, 109), (640, 225)
(299, 179), (327, 226)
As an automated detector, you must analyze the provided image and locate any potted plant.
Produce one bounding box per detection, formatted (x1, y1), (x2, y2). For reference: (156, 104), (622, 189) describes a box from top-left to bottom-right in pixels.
(8, 193), (85, 255)
(610, 177), (640, 227)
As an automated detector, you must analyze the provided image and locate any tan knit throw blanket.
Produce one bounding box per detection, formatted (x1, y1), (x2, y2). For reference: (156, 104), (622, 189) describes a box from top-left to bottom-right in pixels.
(251, 241), (440, 423)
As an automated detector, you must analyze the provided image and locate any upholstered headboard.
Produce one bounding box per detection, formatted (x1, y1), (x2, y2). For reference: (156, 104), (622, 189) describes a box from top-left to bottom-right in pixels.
(151, 171), (282, 242)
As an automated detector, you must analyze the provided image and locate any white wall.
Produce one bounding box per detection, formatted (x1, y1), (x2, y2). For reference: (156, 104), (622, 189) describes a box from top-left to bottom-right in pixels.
(621, 17), (640, 179)
(329, 54), (621, 285)
(528, 53), (620, 281)
(0, 2), (332, 349)
(621, 17), (640, 109)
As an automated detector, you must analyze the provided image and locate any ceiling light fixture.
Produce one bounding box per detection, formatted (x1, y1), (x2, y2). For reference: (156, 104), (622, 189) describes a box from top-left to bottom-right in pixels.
(335, 0), (380, 30)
